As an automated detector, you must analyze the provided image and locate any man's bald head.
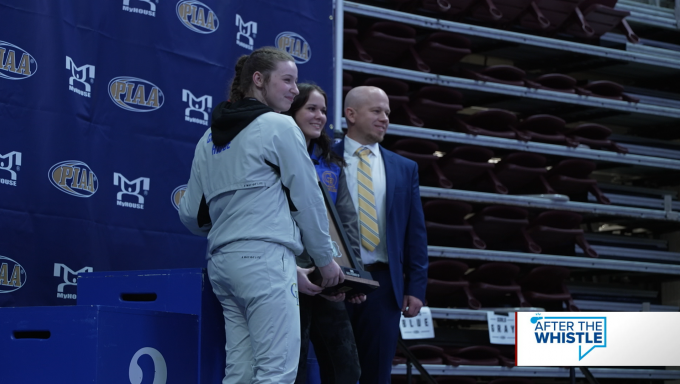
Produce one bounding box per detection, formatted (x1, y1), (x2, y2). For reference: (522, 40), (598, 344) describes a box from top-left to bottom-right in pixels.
(344, 86), (387, 111)
(343, 86), (390, 145)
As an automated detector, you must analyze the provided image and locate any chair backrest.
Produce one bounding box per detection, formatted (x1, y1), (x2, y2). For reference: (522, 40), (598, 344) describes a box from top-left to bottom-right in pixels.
(392, 138), (439, 154)
(535, 73), (577, 90)
(424, 31), (472, 50)
(501, 152), (548, 168)
(414, 86), (464, 105)
(480, 65), (526, 83)
(584, 80), (624, 98)
(367, 21), (417, 39)
(454, 345), (501, 359)
(531, 210), (583, 229)
(468, 109), (518, 131)
(468, 262), (521, 285)
(423, 200), (473, 224)
(363, 77), (409, 96)
(569, 123), (612, 140)
(428, 259), (470, 280)
(579, 0), (618, 11)
(516, 114), (566, 135)
(550, 158), (596, 178)
(447, 145), (495, 163)
(477, 205), (529, 221)
(522, 0), (584, 30)
(521, 265), (570, 292)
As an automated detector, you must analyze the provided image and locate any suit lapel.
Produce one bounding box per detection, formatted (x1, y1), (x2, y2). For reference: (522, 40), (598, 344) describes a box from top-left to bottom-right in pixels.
(380, 146), (396, 220)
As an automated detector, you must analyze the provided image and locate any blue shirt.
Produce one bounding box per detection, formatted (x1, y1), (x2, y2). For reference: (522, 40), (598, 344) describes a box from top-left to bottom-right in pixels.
(310, 144), (340, 204)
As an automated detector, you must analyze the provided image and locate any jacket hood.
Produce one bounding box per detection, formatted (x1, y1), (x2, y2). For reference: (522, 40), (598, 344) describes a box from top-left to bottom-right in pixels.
(210, 98), (273, 147)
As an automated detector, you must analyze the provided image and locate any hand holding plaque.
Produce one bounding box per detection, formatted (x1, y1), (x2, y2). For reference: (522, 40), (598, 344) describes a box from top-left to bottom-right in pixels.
(309, 181), (379, 296)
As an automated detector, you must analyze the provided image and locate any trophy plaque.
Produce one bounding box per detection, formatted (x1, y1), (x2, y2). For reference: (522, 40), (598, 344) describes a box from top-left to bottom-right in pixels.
(310, 181), (380, 296)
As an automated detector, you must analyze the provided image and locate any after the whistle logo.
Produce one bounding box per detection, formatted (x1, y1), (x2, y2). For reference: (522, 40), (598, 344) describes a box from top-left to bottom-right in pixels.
(530, 314), (606, 361)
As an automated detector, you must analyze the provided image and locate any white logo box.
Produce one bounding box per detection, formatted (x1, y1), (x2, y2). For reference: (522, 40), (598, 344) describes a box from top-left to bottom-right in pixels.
(517, 312), (680, 366)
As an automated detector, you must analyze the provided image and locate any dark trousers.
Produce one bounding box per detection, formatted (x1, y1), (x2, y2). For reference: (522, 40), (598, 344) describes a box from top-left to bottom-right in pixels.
(346, 269), (402, 384)
(295, 294), (361, 384)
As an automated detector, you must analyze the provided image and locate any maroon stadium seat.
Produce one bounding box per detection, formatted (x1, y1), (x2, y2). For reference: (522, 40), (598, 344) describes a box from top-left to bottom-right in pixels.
(470, 0), (547, 26)
(409, 86), (464, 130)
(527, 210), (598, 257)
(453, 109), (526, 141)
(343, 13), (373, 63)
(423, 200), (486, 249)
(443, 345), (502, 366)
(524, 73), (591, 96)
(471, 205), (542, 253)
(520, 0), (589, 33)
(581, 80), (640, 103)
(563, 0), (639, 43)
(438, 146), (508, 194)
(403, 32), (471, 73)
(513, 114), (577, 146)
(521, 265), (580, 311)
(392, 139), (452, 188)
(459, 65), (526, 87)
(567, 123), (628, 153)
(357, 22), (426, 69)
(546, 158), (610, 204)
(427, 259), (482, 309)
(481, 152), (556, 195)
(467, 262), (532, 308)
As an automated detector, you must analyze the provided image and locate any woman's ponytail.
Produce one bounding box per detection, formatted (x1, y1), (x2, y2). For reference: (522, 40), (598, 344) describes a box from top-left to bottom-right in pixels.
(228, 55), (249, 102)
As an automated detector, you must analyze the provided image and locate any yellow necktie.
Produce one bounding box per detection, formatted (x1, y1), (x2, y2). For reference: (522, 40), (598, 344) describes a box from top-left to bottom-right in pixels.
(356, 147), (380, 252)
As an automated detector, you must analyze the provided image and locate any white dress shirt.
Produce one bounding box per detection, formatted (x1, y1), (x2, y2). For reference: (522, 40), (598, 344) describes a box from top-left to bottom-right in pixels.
(343, 136), (388, 265)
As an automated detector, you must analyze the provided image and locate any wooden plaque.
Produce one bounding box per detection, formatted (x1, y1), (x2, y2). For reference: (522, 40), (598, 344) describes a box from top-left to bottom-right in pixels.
(311, 181), (380, 296)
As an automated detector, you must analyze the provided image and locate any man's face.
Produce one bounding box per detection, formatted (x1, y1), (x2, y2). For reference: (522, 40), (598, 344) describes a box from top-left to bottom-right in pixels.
(348, 90), (390, 145)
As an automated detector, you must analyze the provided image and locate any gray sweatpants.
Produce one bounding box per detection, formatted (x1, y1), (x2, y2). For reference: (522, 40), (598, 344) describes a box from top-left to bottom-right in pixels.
(208, 240), (300, 384)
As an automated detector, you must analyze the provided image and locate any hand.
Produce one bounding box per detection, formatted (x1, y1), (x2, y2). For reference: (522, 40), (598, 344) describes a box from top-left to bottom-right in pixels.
(296, 266), (323, 296)
(346, 293), (367, 304)
(401, 295), (423, 318)
(319, 293), (345, 302)
(318, 259), (345, 288)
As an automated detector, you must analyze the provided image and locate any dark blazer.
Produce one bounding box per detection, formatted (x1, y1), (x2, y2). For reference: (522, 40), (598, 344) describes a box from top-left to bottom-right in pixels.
(334, 140), (428, 309)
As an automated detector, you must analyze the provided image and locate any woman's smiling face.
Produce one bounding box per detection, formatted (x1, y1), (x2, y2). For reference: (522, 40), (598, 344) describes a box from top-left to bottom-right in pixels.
(294, 90), (327, 143)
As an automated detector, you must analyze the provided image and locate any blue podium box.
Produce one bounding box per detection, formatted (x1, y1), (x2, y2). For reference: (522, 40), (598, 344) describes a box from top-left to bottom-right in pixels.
(0, 305), (198, 383)
(77, 268), (226, 384)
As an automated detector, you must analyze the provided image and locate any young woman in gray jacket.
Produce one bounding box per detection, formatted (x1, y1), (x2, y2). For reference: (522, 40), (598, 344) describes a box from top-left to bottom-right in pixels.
(179, 47), (344, 384)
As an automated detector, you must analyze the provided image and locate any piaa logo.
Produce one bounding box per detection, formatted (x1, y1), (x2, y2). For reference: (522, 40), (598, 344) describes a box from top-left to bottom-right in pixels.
(275, 32), (311, 64)
(0, 41), (37, 80)
(171, 185), (187, 210)
(0, 255), (26, 293)
(48, 160), (98, 198)
(109, 76), (164, 112)
(176, 1), (219, 34)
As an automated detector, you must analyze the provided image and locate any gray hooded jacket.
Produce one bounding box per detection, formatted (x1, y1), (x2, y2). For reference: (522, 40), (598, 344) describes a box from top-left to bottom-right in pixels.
(179, 99), (338, 267)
